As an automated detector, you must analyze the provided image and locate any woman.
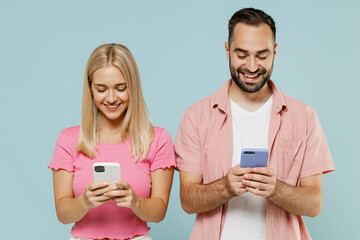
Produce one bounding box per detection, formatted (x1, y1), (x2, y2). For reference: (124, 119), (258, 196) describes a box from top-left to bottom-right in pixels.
(48, 44), (176, 240)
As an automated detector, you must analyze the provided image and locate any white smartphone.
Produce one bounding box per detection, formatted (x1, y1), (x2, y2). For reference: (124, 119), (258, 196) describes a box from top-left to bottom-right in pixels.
(93, 162), (121, 186)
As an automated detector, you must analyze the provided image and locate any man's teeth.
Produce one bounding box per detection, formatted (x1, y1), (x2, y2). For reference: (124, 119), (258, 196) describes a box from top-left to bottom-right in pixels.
(244, 73), (260, 78)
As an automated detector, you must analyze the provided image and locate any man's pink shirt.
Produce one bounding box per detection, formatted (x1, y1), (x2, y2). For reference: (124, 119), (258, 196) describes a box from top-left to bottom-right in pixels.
(174, 79), (335, 240)
(48, 126), (176, 240)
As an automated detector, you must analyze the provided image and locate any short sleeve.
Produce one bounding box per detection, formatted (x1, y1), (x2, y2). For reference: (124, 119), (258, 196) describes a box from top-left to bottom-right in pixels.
(174, 108), (202, 174)
(149, 129), (177, 171)
(300, 108), (335, 179)
(48, 128), (77, 172)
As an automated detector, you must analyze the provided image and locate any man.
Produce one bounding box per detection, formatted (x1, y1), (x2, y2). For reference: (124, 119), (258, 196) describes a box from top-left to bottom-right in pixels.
(174, 8), (335, 240)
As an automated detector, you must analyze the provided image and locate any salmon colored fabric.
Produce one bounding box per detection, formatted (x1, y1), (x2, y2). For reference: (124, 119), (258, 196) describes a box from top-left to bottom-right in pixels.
(174, 79), (335, 240)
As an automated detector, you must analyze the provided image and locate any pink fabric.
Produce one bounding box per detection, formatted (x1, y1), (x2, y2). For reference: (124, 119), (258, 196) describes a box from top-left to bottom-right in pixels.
(174, 79), (335, 240)
(48, 126), (176, 240)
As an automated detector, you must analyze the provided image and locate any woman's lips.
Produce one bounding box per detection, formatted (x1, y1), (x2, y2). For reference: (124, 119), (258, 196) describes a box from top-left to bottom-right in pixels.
(104, 103), (121, 111)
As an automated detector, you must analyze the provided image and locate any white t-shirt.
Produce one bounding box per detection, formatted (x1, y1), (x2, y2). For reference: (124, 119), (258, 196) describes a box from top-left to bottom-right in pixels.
(220, 96), (273, 240)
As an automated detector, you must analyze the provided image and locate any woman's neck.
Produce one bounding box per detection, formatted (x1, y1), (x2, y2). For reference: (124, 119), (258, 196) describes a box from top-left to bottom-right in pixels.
(98, 116), (128, 144)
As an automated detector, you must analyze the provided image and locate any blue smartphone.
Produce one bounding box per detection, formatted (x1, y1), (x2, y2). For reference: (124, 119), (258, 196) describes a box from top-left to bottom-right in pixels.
(240, 148), (269, 168)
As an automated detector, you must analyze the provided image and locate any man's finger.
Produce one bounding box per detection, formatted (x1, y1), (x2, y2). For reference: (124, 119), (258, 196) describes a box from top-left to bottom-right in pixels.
(242, 179), (267, 190)
(243, 173), (269, 183)
(234, 167), (252, 175)
(246, 186), (266, 197)
(251, 167), (274, 176)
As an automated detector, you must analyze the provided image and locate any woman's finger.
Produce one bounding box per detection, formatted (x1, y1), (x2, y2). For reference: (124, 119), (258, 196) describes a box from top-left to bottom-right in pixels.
(92, 185), (115, 196)
(104, 189), (128, 198)
(115, 180), (132, 189)
(88, 181), (109, 191)
(90, 195), (111, 202)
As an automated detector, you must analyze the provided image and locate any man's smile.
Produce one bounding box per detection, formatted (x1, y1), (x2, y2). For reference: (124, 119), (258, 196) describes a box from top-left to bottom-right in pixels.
(241, 72), (262, 82)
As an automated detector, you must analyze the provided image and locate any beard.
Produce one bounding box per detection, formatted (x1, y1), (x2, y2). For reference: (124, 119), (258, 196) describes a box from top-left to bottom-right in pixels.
(230, 59), (274, 93)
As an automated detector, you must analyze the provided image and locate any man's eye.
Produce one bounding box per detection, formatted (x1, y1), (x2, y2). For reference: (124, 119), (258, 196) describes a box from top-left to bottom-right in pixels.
(237, 55), (246, 59)
(257, 56), (267, 60)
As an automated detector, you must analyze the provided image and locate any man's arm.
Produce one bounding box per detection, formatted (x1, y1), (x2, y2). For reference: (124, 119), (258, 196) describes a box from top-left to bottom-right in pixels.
(180, 165), (251, 214)
(242, 167), (323, 217)
(270, 173), (323, 217)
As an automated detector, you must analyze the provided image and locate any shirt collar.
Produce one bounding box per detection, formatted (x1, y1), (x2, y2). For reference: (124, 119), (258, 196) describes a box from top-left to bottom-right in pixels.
(212, 78), (288, 114)
(268, 79), (288, 113)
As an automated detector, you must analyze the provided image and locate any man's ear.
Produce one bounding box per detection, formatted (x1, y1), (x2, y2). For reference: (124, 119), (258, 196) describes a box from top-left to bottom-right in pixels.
(274, 43), (278, 57)
(225, 42), (230, 60)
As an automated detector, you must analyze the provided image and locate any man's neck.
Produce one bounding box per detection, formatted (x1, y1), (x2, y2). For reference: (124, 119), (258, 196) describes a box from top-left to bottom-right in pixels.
(229, 80), (273, 112)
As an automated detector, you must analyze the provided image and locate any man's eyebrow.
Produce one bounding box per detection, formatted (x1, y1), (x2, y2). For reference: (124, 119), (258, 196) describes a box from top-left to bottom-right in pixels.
(234, 48), (270, 54)
(234, 48), (249, 53)
(257, 49), (270, 54)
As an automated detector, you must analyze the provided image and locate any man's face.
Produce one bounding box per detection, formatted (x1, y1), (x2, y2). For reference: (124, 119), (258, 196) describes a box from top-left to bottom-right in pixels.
(226, 23), (277, 93)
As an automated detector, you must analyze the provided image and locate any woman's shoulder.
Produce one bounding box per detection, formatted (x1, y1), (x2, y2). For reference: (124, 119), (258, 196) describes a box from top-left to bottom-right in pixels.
(148, 126), (176, 169)
(49, 126), (80, 172)
(150, 126), (173, 148)
(153, 126), (171, 139)
(57, 125), (80, 143)
(61, 125), (80, 133)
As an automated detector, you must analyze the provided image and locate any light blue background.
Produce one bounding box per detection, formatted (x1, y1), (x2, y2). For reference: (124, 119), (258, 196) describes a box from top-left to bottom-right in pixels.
(1, 0), (358, 239)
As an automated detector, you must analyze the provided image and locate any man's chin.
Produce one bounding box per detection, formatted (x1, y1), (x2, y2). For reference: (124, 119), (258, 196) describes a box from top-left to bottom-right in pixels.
(234, 77), (268, 93)
(242, 86), (262, 93)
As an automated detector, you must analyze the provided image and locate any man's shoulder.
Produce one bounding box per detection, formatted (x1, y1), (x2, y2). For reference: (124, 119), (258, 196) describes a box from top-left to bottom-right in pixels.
(183, 91), (218, 119)
(280, 91), (316, 116)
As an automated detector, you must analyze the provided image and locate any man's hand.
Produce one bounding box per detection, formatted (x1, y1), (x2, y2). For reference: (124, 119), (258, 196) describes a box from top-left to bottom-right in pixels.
(242, 167), (323, 217)
(241, 167), (277, 198)
(180, 166), (251, 214)
(225, 164), (252, 196)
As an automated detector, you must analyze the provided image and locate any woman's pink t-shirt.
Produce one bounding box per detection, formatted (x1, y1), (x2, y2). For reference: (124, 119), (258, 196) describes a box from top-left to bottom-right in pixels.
(48, 126), (176, 240)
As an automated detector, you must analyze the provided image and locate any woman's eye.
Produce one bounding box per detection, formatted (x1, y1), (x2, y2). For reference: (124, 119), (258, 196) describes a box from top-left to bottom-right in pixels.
(117, 88), (127, 92)
(96, 89), (106, 93)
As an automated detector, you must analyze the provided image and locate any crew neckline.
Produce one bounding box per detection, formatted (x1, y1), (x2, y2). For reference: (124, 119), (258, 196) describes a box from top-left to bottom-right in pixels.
(97, 137), (131, 147)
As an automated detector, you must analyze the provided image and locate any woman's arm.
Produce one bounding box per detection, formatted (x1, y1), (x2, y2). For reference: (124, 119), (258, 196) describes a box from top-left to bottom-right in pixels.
(105, 167), (174, 223)
(53, 169), (113, 224)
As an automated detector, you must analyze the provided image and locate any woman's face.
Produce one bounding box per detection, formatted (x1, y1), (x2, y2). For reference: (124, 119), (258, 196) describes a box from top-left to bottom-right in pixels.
(91, 65), (129, 123)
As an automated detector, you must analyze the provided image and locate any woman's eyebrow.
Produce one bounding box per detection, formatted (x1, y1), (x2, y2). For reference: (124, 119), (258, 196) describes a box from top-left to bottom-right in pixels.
(93, 83), (126, 87)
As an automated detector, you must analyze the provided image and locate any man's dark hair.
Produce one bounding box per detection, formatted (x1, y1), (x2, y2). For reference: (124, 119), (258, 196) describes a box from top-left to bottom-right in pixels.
(228, 8), (276, 44)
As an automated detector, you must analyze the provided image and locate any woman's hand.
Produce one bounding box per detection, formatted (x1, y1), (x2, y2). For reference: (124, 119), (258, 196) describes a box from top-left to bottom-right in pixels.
(53, 170), (115, 224)
(81, 181), (113, 209)
(102, 168), (174, 222)
(104, 180), (140, 209)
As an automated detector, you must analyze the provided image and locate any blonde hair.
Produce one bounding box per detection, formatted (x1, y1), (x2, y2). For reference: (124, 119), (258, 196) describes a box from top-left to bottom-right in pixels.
(76, 43), (154, 160)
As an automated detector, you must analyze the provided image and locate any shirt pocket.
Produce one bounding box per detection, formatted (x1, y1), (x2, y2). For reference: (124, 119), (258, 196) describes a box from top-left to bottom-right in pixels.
(277, 137), (305, 186)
